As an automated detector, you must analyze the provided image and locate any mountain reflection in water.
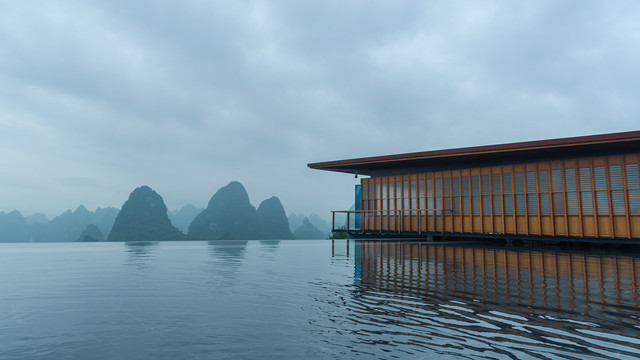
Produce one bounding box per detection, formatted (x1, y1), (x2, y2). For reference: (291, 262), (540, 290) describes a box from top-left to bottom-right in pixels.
(346, 241), (640, 359)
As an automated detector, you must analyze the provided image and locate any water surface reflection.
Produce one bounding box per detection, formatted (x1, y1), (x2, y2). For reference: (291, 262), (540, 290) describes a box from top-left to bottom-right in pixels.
(206, 240), (248, 282)
(350, 241), (640, 359)
(124, 241), (158, 270)
(259, 240), (281, 250)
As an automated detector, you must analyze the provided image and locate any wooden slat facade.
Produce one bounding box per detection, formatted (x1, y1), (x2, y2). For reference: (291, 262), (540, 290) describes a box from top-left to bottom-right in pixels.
(359, 153), (640, 239)
(311, 131), (640, 241)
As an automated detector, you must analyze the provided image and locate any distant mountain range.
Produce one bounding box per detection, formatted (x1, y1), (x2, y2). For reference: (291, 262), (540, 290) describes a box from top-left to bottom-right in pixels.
(169, 204), (203, 233)
(107, 186), (186, 242)
(0, 206), (118, 243)
(288, 212), (331, 236)
(293, 218), (327, 239)
(0, 181), (329, 242)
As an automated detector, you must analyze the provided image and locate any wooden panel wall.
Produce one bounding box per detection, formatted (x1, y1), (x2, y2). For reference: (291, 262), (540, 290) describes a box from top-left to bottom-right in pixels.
(360, 154), (640, 239)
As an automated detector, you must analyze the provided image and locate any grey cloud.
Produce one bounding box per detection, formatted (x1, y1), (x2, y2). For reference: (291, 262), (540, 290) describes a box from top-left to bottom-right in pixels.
(1, 0), (639, 219)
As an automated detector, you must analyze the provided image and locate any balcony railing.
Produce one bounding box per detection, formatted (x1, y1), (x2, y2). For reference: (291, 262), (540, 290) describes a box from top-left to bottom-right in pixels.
(331, 209), (453, 235)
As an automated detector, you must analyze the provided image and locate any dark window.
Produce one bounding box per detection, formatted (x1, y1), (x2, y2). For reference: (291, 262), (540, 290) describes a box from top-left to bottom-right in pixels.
(482, 175), (490, 216)
(539, 171), (551, 215)
(565, 169), (579, 215)
(419, 179), (424, 213)
(471, 176), (480, 215)
(381, 183), (387, 211)
(626, 164), (640, 189)
(389, 182), (395, 211)
(626, 164), (640, 215)
(581, 192), (594, 215)
(514, 172), (525, 215)
(376, 183), (381, 214)
(629, 190), (640, 215)
(452, 177), (460, 215)
(411, 180), (417, 215)
(611, 191), (625, 215)
(594, 167), (607, 190)
(492, 174), (502, 216)
(403, 181), (409, 215)
(396, 182), (402, 214)
(551, 169), (564, 215)
(426, 179), (433, 215)
(435, 179), (442, 211)
(579, 168), (593, 215)
(462, 176), (470, 215)
(503, 173), (513, 215)
(594, 167), (608, 215)
(609, 166), (625, 215)
(567, 193), (579, 215)
(526, 171), (538, 216)
(442, 178), (450, 213)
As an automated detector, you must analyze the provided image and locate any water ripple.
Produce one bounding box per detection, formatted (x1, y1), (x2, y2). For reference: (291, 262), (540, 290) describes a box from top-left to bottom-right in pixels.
(1, 240), (639, 359)
(309, 241), (640, 359)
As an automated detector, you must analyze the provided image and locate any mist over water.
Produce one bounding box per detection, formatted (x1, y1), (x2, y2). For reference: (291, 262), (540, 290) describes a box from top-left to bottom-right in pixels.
(0, 240), (638, 359)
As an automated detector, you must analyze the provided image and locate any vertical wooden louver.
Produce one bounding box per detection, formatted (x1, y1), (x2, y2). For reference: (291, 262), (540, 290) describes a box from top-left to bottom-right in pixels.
(360, 154), (640, 239)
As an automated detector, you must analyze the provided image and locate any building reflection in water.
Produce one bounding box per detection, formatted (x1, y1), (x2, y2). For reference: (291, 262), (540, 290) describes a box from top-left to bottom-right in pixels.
(351, 240), (640, 359)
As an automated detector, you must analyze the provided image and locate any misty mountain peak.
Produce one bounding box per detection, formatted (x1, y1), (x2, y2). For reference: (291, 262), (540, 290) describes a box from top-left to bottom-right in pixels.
(207, 181), (252, 209)
(107, 185), (185, 242)
(257, 196), (294, 240)
(189, 181), (260, 240)
(74, 205), (89, 215)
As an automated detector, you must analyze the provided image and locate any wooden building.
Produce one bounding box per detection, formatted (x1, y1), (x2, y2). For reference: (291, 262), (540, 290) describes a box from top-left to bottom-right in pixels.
(309, 131), (640, 242)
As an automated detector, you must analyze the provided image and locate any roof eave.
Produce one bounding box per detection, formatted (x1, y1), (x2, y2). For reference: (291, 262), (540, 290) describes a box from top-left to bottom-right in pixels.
(308, 130), (640, 174)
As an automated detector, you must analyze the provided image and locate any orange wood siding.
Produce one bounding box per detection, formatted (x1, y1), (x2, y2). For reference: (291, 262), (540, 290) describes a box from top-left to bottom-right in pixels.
(360, 154), (640, 239)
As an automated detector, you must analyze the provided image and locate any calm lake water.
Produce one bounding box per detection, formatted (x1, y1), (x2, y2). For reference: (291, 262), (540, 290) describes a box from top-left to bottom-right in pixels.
(1, 240), (639, 359)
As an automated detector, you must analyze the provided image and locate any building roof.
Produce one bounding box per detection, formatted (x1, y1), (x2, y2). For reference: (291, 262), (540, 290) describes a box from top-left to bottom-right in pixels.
(308, 130), (640, 175)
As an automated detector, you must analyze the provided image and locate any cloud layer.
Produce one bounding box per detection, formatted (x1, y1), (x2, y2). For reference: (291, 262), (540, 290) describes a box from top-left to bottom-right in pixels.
(1, 0), (639, 218)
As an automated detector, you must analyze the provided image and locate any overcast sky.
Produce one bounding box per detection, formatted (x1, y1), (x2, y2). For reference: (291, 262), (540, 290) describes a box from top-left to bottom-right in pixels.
(1, 1), (639, 219)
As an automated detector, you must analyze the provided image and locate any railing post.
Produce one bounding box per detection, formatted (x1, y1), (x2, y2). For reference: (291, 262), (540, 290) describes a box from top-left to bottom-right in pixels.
(347, 211), (351, 231)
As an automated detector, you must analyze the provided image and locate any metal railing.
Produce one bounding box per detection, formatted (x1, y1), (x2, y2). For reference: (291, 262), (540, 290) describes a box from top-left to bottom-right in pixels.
(331, 209), (453, 235)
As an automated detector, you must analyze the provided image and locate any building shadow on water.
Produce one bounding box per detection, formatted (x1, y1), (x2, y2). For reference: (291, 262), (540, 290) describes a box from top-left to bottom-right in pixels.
(344, 240), (640, 359)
